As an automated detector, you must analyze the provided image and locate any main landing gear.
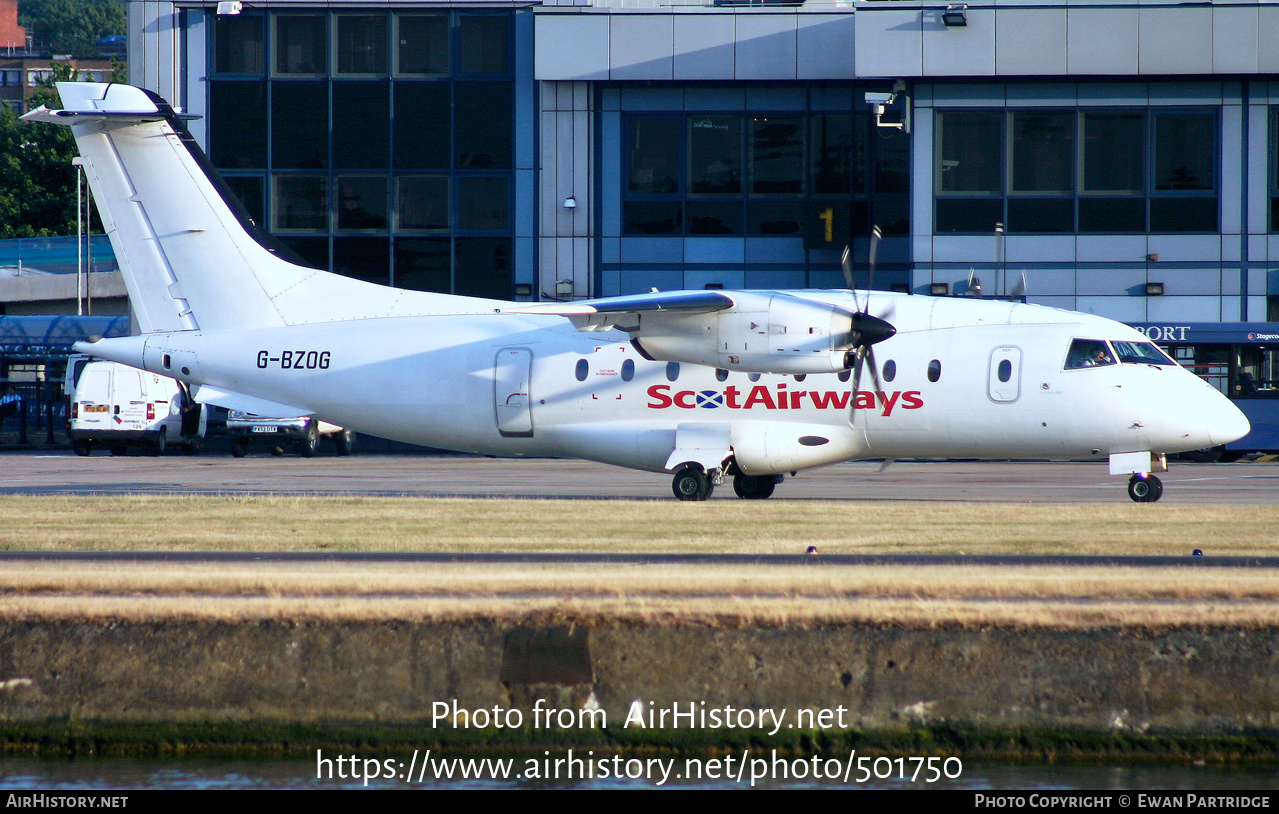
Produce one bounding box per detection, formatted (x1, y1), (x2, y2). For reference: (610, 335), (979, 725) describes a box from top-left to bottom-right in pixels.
(671, 462), (784, 501)
(672, 465), (716, 501)
(1128, 473), (1164, 503)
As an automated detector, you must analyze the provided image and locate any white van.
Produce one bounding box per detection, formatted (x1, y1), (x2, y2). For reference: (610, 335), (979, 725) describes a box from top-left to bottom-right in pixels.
(66, 357), (206, 456)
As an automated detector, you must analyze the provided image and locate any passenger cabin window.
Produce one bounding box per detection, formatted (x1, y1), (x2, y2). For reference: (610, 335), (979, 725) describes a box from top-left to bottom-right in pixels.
(882, 360), (896, 382)
(837, 369), (851, 383)
(1065, 339), (1115, 369)
(748, 372), (762, 382)
(575, 358), (588, 381)
(666, 362), (680, 382)
(716, 368), (729, 382)
(927, 359), (941, 382)
(621, 359), (635, 381)
(1111, 341), (1175, 366)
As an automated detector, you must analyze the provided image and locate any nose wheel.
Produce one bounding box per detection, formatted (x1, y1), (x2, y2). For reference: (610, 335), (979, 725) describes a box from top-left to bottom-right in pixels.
(1128, 473), (1163, 503)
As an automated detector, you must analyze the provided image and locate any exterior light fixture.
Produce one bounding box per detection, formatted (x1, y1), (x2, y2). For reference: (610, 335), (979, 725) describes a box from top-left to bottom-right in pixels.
(942, 3), (968, 27)
(1146, 282), (1165, 296)
(216, 1), (243, 15)
(563, 197), (577, 210)
(930, 282), (950, 296)
(514, 283), (532, 297)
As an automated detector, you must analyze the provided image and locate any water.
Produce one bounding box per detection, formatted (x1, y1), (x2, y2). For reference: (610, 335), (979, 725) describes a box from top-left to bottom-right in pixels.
(0, 756), (1276, 790)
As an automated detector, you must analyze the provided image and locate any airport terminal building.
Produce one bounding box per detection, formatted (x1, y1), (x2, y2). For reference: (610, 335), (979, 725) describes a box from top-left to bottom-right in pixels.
(126, 0), (1279, 324)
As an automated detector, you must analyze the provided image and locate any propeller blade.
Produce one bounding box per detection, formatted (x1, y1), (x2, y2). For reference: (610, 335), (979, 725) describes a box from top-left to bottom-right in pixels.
(1009, 270), (1027, 300)
(867, 225), (881, 293)
(877, 457), (895, 474)
(848, 346), (866, 424)
(865, 344), (882, 396)
(840, 245), (854, 290)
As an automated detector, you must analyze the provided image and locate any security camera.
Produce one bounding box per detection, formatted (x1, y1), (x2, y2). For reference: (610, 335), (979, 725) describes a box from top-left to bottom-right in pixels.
(864, 92), (896, 106)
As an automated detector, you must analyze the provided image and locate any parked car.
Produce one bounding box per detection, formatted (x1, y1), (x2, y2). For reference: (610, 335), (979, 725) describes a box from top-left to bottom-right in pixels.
(226, 411), (354, 457)
(66, 357), (206, 456)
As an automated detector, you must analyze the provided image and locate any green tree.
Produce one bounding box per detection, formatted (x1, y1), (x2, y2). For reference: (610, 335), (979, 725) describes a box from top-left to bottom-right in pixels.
(0, 63), (89, 238)
(18, 0), (126, 56)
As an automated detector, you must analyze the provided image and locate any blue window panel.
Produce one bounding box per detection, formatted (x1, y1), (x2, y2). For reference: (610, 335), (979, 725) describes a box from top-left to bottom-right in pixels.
(745, 237), (806, 264)
(620, 237), (683, 264)
(620, 269), (685, 295)
(684, 237), (745, 265)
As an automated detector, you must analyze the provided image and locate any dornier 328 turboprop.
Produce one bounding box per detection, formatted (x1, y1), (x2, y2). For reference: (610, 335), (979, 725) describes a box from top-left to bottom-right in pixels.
(26, 83), (1251, 502)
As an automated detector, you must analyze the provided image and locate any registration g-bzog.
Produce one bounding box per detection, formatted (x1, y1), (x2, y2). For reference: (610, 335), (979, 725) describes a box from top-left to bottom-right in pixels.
(257, 350), (331, 370)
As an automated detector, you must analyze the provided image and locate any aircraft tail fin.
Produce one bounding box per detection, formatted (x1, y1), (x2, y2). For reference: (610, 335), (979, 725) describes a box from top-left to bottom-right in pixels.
(25, 83), (483, 333)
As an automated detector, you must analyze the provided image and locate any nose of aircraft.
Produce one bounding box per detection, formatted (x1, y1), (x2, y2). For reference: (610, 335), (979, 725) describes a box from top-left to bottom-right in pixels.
(1208, 393), (1251, 447)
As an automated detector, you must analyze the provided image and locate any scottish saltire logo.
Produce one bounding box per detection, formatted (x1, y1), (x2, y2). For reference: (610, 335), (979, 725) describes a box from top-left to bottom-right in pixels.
(696, 390), (724, 409)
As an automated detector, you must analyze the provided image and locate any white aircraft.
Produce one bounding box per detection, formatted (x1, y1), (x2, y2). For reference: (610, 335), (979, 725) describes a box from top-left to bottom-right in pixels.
(25, 83), (1251, 502)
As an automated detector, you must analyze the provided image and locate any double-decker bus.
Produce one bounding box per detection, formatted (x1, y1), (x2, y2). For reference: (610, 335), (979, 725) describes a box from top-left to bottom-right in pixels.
(1130, 322), (1279, 460)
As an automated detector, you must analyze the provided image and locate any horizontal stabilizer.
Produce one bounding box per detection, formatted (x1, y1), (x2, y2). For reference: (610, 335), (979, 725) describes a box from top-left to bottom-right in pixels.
(191, 385), (312, 418)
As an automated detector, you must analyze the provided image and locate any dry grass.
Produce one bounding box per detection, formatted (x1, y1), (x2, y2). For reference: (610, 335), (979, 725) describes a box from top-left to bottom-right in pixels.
(0, 494), (1272, 556)
(1, 561), (1278, 629)
(3, 495), (1277, 628)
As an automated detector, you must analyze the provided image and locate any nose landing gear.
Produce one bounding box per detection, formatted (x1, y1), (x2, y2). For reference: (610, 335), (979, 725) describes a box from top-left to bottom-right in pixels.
(1128, 473), (1163, 502)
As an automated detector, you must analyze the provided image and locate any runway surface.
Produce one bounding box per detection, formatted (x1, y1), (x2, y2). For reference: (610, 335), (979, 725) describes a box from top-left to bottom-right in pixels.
(1, 451), (1276, 504)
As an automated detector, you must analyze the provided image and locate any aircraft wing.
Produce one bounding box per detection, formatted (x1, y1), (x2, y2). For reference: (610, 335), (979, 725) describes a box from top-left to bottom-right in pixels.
(502, 289), (890, 375)
(502, 290), (734, 332)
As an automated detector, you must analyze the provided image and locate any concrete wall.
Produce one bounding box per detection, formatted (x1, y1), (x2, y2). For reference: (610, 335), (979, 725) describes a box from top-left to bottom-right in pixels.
(3, 619), (1279, 741)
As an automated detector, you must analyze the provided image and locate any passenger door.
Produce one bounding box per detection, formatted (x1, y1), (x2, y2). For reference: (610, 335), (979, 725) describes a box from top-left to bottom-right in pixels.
(494, 348), (534, 437)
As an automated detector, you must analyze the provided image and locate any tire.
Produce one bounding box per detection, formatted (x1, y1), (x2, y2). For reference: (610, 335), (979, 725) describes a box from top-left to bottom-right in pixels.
(151, 427), (166, 456)
(1128, 474), (1163, 503)
(73, 439), (91, 457)
(231, 438), (250, 458)
(335, 429), (354, 456)
(183, 437), (202, 456)
(1218, 450), (1244, 463)
(733, 473), (776, 500)
(672, 466), (711, 501)
(299, 421), (319, 458)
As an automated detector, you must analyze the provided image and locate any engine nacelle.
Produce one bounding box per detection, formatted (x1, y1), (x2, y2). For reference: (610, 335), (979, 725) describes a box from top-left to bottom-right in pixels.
(632, 291), (858, 374)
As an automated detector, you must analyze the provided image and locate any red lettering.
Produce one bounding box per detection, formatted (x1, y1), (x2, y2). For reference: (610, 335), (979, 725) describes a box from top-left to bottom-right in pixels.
(647, 384), (672, 409)
(790, 391), (806, 409)
(673, 390), (697, 409)
(725, 385), (742, 409)
(743, 385), (776, 409)
(877, 390), (901, 417)
(808, 390), (850, 409)
(901, 390), (923, 410)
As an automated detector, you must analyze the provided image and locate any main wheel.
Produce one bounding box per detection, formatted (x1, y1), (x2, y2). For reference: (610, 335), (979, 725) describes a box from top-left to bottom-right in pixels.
(672, 466), (712, 501)
(73, 439), (91, 457)
(231, 438), (250, 458)
(298, 421), (319, 458)
(335, 429), (354, 456)
(733, 473), (776, 500)
(1128, 473), (1163, 503)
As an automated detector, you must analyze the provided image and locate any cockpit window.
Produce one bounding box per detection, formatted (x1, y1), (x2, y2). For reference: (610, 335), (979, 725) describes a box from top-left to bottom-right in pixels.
(1111, 341), (1175, 366)
(1065, 339), (1115, 370)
